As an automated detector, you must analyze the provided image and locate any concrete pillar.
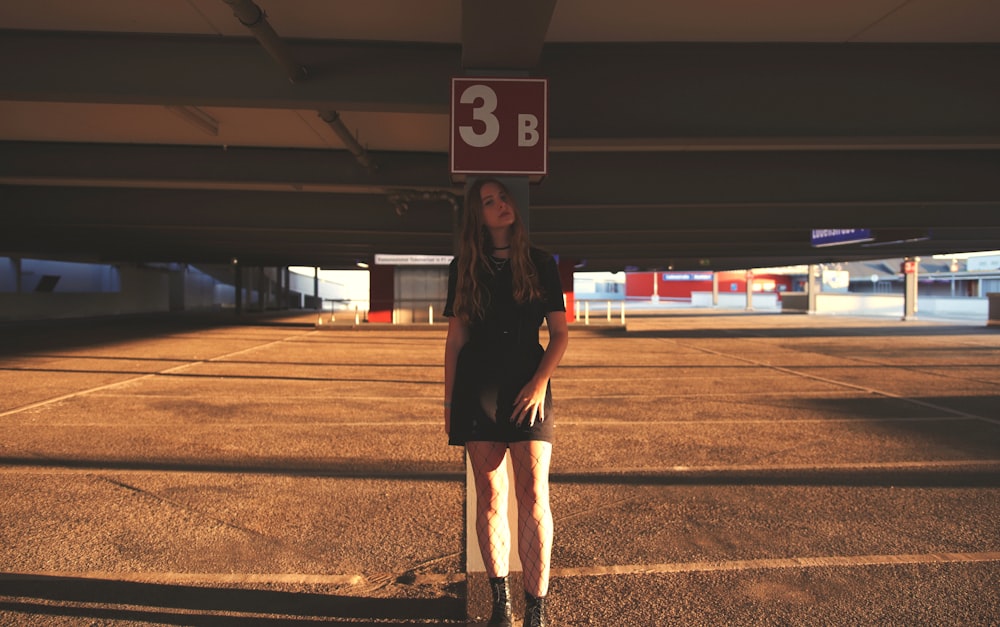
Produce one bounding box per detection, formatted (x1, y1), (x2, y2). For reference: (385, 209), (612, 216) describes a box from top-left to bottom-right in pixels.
(557, 256), (576, 322)
(463, 176), (531, 621)
(807, 264), (819, 314)
(263, 267), (272, 310)
(168, 265), (186, 312)
(233, 262), (243, 315)
(283, 267), (291, 309)
(902, 257), (919, 321)
(313, 267), (321, 310)
(369, 264), (394, 323)
(276, 267), (283, 309)
(14, 256), (22, 294)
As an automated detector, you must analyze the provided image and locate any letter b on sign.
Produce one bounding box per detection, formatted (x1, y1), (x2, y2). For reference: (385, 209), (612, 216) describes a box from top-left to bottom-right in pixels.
(518, 114), (539, 147)
(450, 77), (548, 178)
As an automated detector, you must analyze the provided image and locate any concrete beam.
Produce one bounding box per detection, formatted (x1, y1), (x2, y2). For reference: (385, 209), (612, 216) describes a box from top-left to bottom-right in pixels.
(2, 32), (998, 138)
(461, 0), (556, 69)
(4, 142), (999, 208)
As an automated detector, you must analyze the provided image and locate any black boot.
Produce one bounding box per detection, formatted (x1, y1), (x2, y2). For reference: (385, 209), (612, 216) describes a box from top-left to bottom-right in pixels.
(487, 576), (512, 627)
(524, 592), (547, 627)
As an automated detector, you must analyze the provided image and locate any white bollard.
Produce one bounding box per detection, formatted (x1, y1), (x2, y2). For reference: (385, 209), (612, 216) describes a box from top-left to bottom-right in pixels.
(607, 300), (612, 322)
(620, 301), (626, 325)
(584, 301), (590, 325)
(429, 304), (434, 325)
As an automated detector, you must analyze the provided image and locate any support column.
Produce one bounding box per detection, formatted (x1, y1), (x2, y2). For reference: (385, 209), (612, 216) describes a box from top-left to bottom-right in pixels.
(807, 264), (819, 314)
(557, 258), (576, 323)
(745, 269), (754, 311)
(369, 264), (395, 323)
(283, 267), (291, 309)
(464, 176), (530, 622)
(168, 265), (186, 312)
(14, 256), (22, 294)
(276, 266), (284, 309)
(313, 267), (321, 311)
(712, 272), (719, 307)
(234, 262), (243, 315)
(262, 268), (268, 309)
(902, 257), (919, 321)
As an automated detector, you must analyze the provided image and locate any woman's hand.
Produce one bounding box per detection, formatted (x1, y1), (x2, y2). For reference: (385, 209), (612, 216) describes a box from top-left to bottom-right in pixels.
(512, 378), (547, 427)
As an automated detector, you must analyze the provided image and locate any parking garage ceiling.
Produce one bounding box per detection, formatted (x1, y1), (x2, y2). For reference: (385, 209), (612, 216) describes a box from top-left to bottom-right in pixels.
(1, 0), (999, 271)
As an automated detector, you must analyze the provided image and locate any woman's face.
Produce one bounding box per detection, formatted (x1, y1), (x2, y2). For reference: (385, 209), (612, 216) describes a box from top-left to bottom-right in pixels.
(479, 182), (516, 231)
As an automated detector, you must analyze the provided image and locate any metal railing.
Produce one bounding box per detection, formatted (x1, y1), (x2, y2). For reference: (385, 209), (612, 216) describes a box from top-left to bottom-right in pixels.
(574, 299), (627, 325)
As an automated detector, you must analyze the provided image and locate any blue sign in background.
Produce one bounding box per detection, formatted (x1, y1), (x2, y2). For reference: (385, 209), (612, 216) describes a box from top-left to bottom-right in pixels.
(662, 273), (713, 281)
(811, 228), (873, 247)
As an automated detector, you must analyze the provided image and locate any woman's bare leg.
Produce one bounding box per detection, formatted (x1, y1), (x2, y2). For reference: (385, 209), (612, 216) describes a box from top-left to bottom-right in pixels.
(508, 440), (553, 597)
(466, 441), (511, 578)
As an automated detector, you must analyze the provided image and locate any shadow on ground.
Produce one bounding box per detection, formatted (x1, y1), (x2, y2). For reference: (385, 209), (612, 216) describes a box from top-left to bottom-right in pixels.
(0, 573), (465, 626)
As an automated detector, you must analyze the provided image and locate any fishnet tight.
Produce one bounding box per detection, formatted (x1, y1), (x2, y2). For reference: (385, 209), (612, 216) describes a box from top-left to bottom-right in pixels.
(468, 440), (553, 598)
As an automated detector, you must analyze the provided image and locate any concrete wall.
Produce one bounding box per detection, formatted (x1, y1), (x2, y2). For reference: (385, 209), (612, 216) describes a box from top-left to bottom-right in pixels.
(692, 291), (780, 310)
(0, 265), (170, 320)
(1, 258), (121, 293)
(781, 292), (989, 320)
(0, 261), (252, 321)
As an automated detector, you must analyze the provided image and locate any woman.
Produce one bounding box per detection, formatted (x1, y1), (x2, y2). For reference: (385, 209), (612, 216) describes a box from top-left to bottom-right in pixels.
(443, 178), (569, 627)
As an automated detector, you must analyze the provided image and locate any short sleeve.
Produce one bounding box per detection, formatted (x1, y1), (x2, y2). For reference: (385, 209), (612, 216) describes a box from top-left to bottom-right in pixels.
(443, 258), (458, 317)
(538, 253), (566, 313)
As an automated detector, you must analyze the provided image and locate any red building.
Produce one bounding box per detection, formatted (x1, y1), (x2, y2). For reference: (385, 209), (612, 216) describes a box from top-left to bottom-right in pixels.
(625, 271), (793, 301)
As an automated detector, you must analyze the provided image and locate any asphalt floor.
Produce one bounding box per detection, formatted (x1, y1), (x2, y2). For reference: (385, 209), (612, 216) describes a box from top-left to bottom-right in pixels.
(0, 309), (998, 626)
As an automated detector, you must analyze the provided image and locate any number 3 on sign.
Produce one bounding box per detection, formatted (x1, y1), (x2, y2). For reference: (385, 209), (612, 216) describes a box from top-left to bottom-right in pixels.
(450, 77), (547, 177)
(459, 84), (539, 148)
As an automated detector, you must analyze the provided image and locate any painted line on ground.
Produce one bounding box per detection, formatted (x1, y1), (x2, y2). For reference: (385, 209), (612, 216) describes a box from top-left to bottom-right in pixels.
(553, 551), (1000, 578)
(0, 332), (319, 419)
(552, 459), (1000, 474)
(0, 459), (993, 477)
(4, 550), (997, 588)
(558, 416), (976, 425)
(672, 340), (1000, 426)
(0, 416), (973, 428)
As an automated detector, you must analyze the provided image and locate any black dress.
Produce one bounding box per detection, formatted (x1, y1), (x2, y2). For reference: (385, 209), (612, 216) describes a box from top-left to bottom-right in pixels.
(444, 247), (566, 446)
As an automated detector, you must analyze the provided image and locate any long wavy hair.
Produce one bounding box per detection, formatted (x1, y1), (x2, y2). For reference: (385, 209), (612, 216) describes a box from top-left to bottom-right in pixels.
(453, 178), (542, 322)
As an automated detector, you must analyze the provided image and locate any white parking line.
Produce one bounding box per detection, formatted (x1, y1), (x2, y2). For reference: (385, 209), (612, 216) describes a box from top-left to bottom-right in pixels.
(4, 550), (996, 587)
(554, 459), (1000, 474)
(0, 333), (316, 419)
(672, 341), (1000, 425)
(0, 458), (994, 476)
(553, 551), (1000, 578)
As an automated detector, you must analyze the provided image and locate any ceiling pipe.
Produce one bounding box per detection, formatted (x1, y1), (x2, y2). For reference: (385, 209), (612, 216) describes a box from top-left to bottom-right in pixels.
(221, 1), (374, 171)
(318, 110), (377, 172)
(222, 0), (307, 83)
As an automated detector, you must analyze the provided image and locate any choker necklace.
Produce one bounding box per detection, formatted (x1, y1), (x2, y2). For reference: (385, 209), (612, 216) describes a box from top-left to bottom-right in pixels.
(493, 245), (511, 250)
(489, 255), (509, 271)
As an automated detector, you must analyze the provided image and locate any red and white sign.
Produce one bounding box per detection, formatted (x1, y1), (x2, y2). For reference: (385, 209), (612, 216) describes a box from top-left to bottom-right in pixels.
(450, 77), (548, 178)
